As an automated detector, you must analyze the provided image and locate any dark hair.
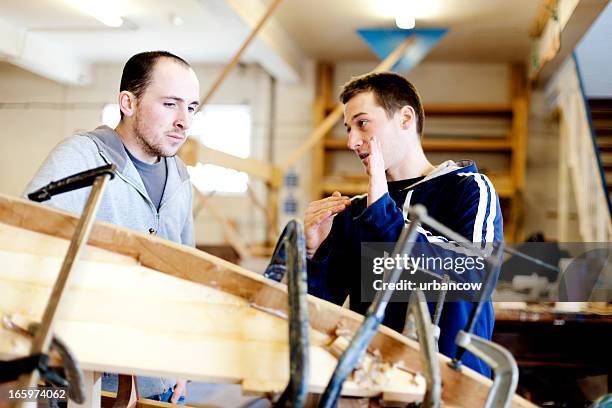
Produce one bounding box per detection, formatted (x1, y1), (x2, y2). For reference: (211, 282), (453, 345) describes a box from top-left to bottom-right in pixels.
(120, 50), (190, 99)
(339, 72), (424, 136)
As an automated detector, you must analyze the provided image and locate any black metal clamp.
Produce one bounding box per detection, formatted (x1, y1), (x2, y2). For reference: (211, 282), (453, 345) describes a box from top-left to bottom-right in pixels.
(264, 220), (310, 408)
(1, 316), (85, 404)
(28, 163), (116, 203)
(316, 205), (425, 408)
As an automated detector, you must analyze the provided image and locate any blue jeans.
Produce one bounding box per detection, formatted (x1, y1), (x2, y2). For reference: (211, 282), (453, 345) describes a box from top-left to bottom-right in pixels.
(146, 387), (185, 405)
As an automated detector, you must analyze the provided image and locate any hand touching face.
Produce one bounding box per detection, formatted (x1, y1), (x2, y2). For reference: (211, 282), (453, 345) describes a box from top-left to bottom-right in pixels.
(361, 134), (385, 179)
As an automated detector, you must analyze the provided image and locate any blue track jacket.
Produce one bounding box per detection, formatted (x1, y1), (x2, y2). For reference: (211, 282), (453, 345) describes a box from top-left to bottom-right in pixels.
(307, 160), (503, 377)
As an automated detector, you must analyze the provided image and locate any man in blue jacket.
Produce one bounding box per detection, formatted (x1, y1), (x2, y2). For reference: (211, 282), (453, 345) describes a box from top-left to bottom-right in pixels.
(304, 72), (503, 377)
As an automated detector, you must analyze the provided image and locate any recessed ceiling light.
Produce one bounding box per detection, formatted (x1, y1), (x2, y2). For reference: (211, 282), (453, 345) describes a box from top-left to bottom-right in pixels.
(395, 0), (416, 29)
(396, 15), (416, 29)
(170, 14), (184, 27)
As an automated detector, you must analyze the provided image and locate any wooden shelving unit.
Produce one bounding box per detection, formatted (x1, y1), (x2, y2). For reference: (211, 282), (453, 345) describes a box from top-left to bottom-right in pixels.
(311, 63), (528, 242)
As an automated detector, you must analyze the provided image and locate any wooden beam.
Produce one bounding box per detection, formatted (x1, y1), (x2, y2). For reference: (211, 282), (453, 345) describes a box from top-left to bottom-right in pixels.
(530, 0), (559, 38)
(179, 139), (279, 185)
(0, 195), (537, 408)
(530, 0), (608, 84)
(279, 36), (417, 173)
(312, 63), (334, 200)
(192, 187), (251, 261)
(197, 0), (284, 109)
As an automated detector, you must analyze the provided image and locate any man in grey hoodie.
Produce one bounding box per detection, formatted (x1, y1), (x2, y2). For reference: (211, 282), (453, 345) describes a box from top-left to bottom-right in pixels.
(24, 50), (200, 403)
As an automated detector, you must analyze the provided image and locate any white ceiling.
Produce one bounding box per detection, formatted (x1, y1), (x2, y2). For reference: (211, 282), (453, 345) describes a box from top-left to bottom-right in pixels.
(274, 0), (542, 62)
(0, 0), (543, 85)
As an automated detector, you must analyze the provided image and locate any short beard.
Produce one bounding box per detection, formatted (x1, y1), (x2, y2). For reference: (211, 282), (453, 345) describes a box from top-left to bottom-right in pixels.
(133, 109), (169, 159)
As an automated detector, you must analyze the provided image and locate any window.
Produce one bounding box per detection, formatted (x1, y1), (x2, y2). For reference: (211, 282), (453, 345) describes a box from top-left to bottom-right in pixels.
(187, 105), (251, 194)
(100, 103), (251, 195)
(101, 103), (120, 128)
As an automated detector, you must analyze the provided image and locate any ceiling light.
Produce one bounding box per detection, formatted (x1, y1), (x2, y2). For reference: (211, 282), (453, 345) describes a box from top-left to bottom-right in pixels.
(396, 15), (416, 29)
(170, 14), (184, 27)
(394, 0), (416, 29)
(67, 0), (124, 28)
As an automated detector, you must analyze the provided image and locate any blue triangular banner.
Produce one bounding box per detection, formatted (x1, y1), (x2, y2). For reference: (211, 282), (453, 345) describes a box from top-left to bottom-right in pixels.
(357, 28), (448, 73)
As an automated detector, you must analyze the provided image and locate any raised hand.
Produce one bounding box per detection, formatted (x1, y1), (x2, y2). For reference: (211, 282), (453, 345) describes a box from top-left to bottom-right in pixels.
(362, 135), (388, 206)
(304, 191), (351, 259)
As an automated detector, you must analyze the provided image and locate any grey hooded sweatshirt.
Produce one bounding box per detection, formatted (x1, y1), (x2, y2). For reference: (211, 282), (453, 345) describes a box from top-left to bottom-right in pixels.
(24, 125), (194, 245)
(24, 125), (195, 397)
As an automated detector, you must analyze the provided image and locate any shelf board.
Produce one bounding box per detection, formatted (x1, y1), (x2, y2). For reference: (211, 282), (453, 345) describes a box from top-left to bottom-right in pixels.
(424, 138), (512, 152)
(324, 138), (347, 150)
(324, 138), (513, 152)
(320, 172), (515, 199)
(324, 103), (513, 116)
(425, 103), (513, 116)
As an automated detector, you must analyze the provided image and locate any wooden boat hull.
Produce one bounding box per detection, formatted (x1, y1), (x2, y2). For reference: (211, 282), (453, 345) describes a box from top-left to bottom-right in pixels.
(0, 194), (536, 407)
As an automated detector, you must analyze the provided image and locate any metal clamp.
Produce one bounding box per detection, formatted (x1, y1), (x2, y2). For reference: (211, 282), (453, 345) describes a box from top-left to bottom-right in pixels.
(408, 290), (441, 408)
(265, 220), (310, 408)
(455, 330), (518, 408)
(2, 315), (85, 404)
(317, 205), (426, 408)
(28, 163), (116, 203)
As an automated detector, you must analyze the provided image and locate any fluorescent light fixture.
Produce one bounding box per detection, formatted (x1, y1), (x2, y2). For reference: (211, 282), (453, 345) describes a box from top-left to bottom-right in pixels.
(67, 0), (124, 27)
(396, 15), (416, 29)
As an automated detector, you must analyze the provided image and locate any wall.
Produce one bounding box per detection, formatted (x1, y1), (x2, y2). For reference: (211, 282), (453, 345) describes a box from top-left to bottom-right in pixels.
(524, 90), (581, 241)
(0, 58), (576, 247)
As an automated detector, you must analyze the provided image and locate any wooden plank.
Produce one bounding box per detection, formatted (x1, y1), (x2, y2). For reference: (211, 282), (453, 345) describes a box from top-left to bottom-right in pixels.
(196, 0), (284, 109)
(322, 173), (515, 199)
(531, 0), (608, 83)
(510, 65), (528, 192)
(530, 0), (559, 37)
(324, 138), (512, 152)
(424, 103), (513, 116)
(192, 187), (251, 261)
(180, 139), (277, 184)
(312, 63), (334, 200)
(0, 195), (537, 408)
(0, 226), (422, 402)
(324, 103), (513, 117)
(101, 391), (198, 408)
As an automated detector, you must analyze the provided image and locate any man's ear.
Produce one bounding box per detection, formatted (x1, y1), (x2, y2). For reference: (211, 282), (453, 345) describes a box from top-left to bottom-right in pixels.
(399, 105), (415, 130)
(118, 91), (136, 117)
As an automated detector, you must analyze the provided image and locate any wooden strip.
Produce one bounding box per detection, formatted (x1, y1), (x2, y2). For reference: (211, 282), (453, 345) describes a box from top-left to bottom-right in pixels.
(180, 139), (276, 184)
(325, 138), (513, 152)
(279, 36), (417, 173)
(192, 187), (251, 260)
(425, 103), (513, 116)
(0, 195), (537, 407)
(197, 0), (284, 109)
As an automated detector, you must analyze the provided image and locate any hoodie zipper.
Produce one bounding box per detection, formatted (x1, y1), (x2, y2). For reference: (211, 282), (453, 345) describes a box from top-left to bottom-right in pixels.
(98, 150), (161, 234)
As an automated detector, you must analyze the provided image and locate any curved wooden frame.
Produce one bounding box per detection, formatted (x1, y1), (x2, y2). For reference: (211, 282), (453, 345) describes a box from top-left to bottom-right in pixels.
(0, 194), (536, 407)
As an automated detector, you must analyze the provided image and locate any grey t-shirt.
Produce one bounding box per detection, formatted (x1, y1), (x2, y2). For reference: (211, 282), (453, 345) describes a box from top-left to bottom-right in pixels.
(125, 147), (168, 210)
